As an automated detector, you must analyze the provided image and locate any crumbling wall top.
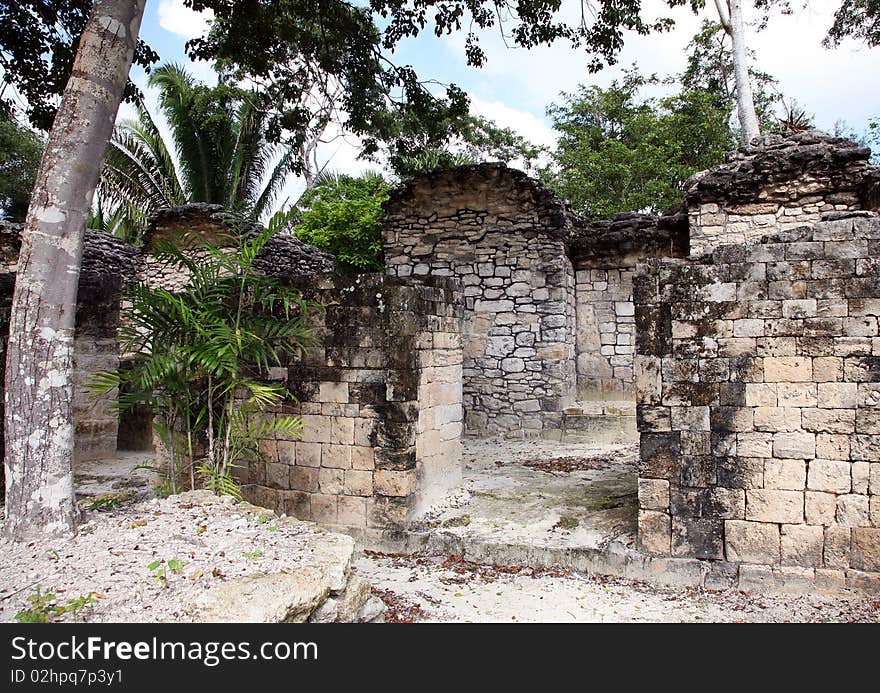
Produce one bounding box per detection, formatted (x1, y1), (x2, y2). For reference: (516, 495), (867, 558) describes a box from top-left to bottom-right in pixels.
(141, 204), (335, 277)
(568, 211), (689, 264)
(685, 129), (876, 207)
(384, 162), (578, 238)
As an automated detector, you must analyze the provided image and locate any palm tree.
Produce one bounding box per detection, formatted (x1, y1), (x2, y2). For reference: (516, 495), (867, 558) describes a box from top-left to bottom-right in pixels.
(98, 64), (296, 243)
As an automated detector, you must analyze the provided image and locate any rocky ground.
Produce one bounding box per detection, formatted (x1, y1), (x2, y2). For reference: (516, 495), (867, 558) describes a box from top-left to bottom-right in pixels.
(413, 437), (638, 552)
(0, 491), (382, 623)
(356, 551), (880, 623)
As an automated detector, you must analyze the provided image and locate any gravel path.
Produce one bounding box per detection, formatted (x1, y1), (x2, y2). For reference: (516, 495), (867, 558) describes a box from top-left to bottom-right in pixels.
(0, 491), (347, 623)
(355, 551), (880, 623)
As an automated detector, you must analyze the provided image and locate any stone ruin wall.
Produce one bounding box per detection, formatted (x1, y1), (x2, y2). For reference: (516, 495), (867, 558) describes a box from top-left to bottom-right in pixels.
(136, 203), (335, 290)
(0, 222), (137, 465)
(635, 149), (880, 591)
(688, 131), (874, 256)
(238, 275), (463, 536)
(570, 213), (688, 402)
(382, 165), (578, 438)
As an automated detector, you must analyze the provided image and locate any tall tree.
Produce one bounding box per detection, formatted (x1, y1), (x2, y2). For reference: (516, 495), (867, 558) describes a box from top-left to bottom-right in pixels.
(681, 19), (780, 131)
(712, 0), (761, 143)
(3, 0), (145, 540)
(543, 69), (734, 219)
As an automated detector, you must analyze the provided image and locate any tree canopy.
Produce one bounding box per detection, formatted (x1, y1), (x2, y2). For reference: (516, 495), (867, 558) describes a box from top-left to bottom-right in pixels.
(542, 69), (735, 219)
(0, 0), (158, 131)
(293, 171), (390, 272)
(99, 63), (298, 240)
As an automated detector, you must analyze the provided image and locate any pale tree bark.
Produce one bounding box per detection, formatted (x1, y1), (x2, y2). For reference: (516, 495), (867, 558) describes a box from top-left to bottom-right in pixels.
(3, 0), (146, 540)
(714, 0), (761, 144)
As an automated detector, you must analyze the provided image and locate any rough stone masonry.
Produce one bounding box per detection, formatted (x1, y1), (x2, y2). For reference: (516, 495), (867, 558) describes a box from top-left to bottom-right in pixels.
(635, 131), (880, 593)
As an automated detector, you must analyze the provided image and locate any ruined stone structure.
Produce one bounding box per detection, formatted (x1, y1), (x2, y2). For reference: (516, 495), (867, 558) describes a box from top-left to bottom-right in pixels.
(383, 166), (578, 437)
(687, 131), (873, 255)
(382, 167), (692, 440)
(240, 275), (463, 533)
(2, 129), (879, 593)
(634, 133), (880, 591)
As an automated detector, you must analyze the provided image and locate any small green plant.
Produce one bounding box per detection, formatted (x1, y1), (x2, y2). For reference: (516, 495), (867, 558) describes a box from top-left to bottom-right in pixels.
(147, 560), (167, 587)
(148, 558), (187, 587)
(15, 586), (98, 623)
(242, 550), (263, 559)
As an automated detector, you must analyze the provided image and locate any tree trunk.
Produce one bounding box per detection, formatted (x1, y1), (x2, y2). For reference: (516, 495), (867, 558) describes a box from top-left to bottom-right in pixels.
(726, 0), (761, 143)
(3, 0), (146, 540)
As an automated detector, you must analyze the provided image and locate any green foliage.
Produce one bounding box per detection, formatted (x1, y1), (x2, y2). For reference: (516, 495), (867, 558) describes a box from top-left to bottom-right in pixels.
(293, 172), (389, 272)
(0, 112), (43, 221)
(0, 1), (157, 131)
(90, 211), (320, 498)
(15, 586), (97, 623)
(382, 114), (545, 177)
(242, 549), (263, 559)
(542, 69), (735, 219)
(681, 20), (782, 133)
(826, 0), (880, 48)
(99, 64), (298, 242)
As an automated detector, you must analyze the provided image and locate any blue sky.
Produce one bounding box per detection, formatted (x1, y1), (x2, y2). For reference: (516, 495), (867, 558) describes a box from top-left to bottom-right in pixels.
(133, 0), (879, 208)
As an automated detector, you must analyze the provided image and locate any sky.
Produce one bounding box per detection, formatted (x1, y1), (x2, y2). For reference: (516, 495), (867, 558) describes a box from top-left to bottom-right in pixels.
(131, 0), (879, 211)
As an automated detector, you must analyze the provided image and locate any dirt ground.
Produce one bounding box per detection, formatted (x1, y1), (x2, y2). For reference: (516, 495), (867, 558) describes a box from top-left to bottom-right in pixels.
(355, 551), (880, 623)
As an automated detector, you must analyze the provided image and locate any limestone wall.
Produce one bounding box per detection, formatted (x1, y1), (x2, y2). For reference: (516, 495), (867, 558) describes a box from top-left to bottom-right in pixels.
(634, 213), (880, 591)
(383, 164), (577, 437)
(137, 203), (334, 291)
(0, 224), (137, 464)
(687, 130), (877, 255)
(570, 213), (688, 400)
(240, 275), (464, 533)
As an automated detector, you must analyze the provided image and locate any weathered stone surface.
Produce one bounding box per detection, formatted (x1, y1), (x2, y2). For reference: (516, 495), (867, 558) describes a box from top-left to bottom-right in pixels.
(725, 520), (780, 564)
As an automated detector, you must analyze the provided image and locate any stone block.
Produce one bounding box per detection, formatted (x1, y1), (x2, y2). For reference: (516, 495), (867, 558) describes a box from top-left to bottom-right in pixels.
(319, 381), (349, 404)
(764, 458), (806, 490)
(638, 478), (670, 511)
(806, 491), (838, 526)
(772, 431), (815, 459)
(343, 469), (373, 496)
(321, 444), (352, 469)
(781, 524), (824, 567)
(754, 407), (801, 432)
(671, 517), (724, 560)
(350, 446), (375, 471)
(824, 526), (851, 569)
(638, 510), (671, 555)
(816, 433), (850, 460)
(801, 408), (855, 434)
(330, 416), (355, 446)
(817, 382), (858, 408)
(763, 356), (812, 382)
(836, 494), (870, 526)
(807, 458), (851, 493)
(746, 489), (804, 523)
(725, 520), (780, 564)
(373, 469), (416, 497)
(290, 466), (319, 493)
(336, 496), (367, 527)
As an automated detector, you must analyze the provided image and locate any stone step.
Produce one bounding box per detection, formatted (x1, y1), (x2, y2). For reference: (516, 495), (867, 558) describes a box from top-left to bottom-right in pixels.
(562, 400), (637, 443)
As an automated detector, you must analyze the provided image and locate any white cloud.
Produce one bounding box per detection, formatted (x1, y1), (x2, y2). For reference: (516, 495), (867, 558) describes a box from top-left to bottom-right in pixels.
(157, 0), (213, 41)
(468, 95), (556, 149)
(439, 3), (878, 133)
